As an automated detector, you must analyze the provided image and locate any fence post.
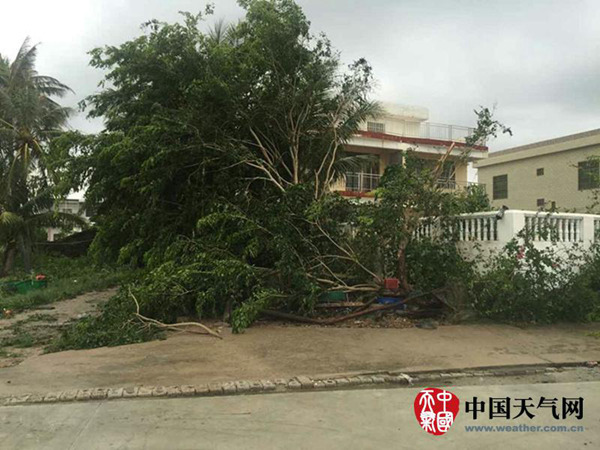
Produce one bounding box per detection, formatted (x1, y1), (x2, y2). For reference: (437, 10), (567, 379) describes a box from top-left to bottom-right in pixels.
(582, 215), (595, 250)
(497, 210), (524, 243)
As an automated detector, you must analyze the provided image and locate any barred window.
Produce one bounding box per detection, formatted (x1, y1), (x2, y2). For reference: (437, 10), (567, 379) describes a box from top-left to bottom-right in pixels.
(493, 174), (508, 200)
(578, 160), (599, 190)
(367, 122), (386, 133)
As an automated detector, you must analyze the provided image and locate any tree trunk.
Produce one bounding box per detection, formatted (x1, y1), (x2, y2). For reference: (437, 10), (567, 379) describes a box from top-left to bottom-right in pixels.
(397, 239), (412, 294)
(1, 245), (16, 277)
(18, 234), (32, 273)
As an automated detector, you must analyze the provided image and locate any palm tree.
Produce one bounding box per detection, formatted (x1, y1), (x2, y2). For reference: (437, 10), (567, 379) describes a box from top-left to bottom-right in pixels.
(0, 38), (72, 165)
(0, 39), (79, 275)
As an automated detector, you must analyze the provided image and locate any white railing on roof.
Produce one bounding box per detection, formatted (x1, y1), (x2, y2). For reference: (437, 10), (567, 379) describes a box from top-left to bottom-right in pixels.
(421, 122), (476, 144)
(362, 121), (480, 144)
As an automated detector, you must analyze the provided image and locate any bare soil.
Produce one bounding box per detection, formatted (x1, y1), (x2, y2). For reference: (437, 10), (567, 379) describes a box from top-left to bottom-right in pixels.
(0, 288), (118, 367)
(1, 321), (599, 398)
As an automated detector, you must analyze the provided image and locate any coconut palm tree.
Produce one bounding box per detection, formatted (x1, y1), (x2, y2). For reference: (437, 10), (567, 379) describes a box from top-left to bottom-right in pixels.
(0, 38), (72, 165)
(0, 39), (81, 275)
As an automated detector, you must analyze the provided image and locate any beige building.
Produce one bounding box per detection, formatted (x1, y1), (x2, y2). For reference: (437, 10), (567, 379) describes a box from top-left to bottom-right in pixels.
(476, 129), (600, 212)
(332, 103), (488, 197)
(46, 198), (91, 242)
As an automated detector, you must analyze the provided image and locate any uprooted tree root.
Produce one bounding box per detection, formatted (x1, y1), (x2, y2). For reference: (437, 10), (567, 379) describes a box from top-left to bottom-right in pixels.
(129, 290), (222, 339)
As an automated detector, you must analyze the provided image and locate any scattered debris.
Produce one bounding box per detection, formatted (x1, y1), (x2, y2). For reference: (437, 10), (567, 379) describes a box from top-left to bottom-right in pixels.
(415, 320), (439, 330)
(262, 288), (449, 327)
(129, 290), (222, 340)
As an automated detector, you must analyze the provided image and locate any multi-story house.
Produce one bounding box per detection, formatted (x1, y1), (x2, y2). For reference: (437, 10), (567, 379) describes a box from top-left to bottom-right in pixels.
(476, 128), (600, 212)
(46, 198), (91, 242)
(331, 103), (488, 198)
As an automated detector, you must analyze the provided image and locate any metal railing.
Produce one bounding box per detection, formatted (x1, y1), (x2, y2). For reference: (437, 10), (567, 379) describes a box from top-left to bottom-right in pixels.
(343, 174), (484, 193)
(421, 122), (476, 143)
(436, 179), (486, 191)
(345, 172), (380, 192)
(360, 121), (481, 145)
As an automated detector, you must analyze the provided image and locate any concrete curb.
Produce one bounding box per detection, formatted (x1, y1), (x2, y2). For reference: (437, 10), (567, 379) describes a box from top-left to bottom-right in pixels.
(1, 361), (597, 407)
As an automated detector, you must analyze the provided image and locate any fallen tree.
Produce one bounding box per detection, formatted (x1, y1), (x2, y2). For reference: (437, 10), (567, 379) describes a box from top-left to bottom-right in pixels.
(50, 1), (514, 343)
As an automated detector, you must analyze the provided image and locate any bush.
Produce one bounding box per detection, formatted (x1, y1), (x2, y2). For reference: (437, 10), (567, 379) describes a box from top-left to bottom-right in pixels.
(469, 237), (600, 323)
(47, 289), (162, 351)
(406, 239), (474, 291)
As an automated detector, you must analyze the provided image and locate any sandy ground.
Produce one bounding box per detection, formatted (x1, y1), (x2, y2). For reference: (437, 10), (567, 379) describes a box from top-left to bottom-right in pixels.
(0, 318), (599, 397)
(0, 288), (117, 367)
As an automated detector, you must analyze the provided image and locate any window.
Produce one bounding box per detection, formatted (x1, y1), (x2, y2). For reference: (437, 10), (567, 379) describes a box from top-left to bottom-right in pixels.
(578, 160), (600, 190)
(536, 168), (544, 176)
(367, 122), (386, 133)
(536, 198), (545, 208)
(492, 175), (508, 200)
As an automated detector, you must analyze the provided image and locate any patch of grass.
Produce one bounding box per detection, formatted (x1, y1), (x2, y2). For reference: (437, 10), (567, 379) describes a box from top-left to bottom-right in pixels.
(47, 291), (163, 352)
(0, 348), (18, 358)
(13, 314), (58, 325)
(0, 255), (133, 313)
(1, 329), (36, 348)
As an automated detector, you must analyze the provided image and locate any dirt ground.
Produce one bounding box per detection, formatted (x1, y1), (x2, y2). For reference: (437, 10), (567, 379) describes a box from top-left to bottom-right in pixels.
(0, 318), (599, 397)
(0, 292), (599, 397)
(0, 288), (118, 367)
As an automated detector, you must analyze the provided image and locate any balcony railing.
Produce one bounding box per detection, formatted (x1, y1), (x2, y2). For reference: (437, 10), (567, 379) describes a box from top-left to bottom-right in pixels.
(362, 121), (481, 145)
(436, 179), (486, 191)
(345, 172), (380, 192)
(343, 174), (485, 194)
(421, 123), (476, 143)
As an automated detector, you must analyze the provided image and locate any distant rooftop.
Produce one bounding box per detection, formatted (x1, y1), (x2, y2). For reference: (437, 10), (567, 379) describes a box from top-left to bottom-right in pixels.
(476, 127), (600, 168)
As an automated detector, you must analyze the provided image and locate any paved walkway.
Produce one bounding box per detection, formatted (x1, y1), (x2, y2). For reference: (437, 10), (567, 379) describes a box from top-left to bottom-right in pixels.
(0, 323), (599, 397)
(0, 381), (597, 449)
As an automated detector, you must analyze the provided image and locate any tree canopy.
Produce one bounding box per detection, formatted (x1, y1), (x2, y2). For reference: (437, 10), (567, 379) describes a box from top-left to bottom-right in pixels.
(0, 39), (82, 275)
(54, 0), (506, 332)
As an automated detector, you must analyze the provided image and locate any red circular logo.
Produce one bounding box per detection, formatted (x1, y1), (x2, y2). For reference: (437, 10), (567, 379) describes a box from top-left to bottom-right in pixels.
(414, 387), (460, 435)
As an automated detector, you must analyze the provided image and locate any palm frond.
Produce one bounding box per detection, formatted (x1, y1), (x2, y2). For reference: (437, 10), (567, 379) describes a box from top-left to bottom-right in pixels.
(27, 210), (88, 229)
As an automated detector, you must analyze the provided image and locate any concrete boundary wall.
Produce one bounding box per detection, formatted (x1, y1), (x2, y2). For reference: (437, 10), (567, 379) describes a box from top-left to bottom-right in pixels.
(415, 210), (600, 265)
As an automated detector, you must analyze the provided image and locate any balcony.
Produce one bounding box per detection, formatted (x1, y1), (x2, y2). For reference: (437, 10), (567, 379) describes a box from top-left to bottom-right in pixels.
(420, 123), (476, 144)
(436, 179), (486, 191)
(345, 172), (380, 193)
(343, 173), (485, 194)
(361, 121), (481, 145)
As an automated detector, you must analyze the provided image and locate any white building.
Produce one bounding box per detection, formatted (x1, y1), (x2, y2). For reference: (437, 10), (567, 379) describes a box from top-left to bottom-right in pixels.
(332, 103), (488, 197)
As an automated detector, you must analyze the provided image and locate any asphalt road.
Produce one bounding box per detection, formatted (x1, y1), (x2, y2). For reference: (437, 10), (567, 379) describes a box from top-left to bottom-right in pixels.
(0, 381), (598, 449)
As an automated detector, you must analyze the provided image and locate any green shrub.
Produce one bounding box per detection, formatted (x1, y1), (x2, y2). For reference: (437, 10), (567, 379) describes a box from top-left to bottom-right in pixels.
(469, 237), (600, 323)
(47, 289), (162, 351)
(406, 239), (474, 291)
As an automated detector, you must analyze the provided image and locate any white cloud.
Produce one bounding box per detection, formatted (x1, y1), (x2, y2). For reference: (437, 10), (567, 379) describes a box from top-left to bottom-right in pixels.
(1, 0), (599, 149)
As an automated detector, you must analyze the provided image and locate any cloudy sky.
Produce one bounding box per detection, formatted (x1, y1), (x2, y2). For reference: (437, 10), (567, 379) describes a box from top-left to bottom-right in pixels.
(1, 0), (599, 151)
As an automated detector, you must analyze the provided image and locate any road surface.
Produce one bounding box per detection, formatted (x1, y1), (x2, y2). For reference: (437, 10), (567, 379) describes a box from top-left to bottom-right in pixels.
(0, 381), (597, 449)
